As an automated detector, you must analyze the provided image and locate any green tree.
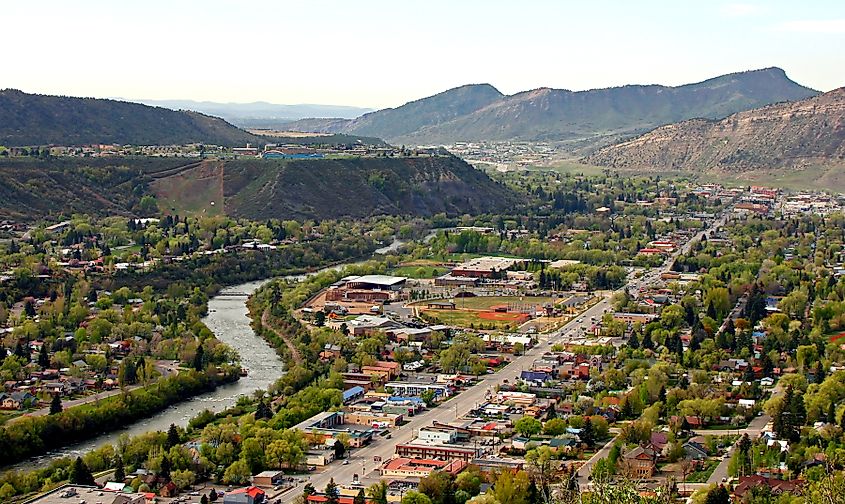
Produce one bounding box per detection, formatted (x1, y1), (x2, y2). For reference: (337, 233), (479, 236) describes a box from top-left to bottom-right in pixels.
(368, 481), (389, 504)
(325, 478), (340, 504)
(166, 423), (180, 449)
(402, 491), (433, 504)
(114, 455), (126, 482)
(69, 457), (95, 485)
(704, 485), (729, 504)
(49, 394), (62, 415)
(514, 416), (542, 437)
(543, 418), (567, 436)
(222, 460), (251, 485)
(354, 488), (366, 504)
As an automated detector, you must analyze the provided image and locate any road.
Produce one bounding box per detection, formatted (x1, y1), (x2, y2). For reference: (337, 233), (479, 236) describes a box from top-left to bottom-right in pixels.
(7, 360), (180, 423)
(705, 413), (772, 485)
(282, 214), (729, 501)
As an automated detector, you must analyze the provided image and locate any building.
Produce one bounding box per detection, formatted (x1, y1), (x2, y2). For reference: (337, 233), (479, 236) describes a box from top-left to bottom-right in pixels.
(613, 312), (658, 325)
(343, 386), (366, 404)
(385, 381), (451, 398)
(344, 410), (403, 428)
(395, 443), (481, 462)
(451, 256), (519, 278)
(306, 450), (336, 466)
(381, 457), (466, 478)
(621, 446), (657, 478)
(252, 470), (284, 487)
(224, 486), (266, 504)
(434, 274), (480, 287)
(418, 426), (458, 444)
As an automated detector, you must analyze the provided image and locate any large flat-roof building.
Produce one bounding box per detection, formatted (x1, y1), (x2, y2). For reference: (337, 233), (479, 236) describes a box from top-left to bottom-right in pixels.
(451, 256), (520, 278)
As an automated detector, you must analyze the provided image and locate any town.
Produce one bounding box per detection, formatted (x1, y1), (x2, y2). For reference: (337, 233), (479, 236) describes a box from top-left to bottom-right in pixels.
(1, 165), (844, 504)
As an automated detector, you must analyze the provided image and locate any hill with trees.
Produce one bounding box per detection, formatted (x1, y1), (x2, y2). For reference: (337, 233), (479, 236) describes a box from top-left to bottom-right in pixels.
(0, 89), (264, 146)
(0, 155), (517, 221)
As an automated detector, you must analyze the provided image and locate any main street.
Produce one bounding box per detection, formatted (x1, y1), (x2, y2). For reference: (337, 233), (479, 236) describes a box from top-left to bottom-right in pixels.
(283, 212), (730, 501)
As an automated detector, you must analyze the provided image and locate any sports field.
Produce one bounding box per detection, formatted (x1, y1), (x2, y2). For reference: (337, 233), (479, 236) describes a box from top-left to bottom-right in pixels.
(414, 295), (556, 330)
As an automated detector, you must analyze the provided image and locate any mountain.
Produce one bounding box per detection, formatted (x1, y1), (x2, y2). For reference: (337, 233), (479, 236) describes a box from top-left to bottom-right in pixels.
(0, 89), (264, 146)
(133, 99), (372, 125)
(0, 155), (517, 221)
(584, 88), (845, 181)
(281, 68), (818, 147)
(282, 83), (505, 140)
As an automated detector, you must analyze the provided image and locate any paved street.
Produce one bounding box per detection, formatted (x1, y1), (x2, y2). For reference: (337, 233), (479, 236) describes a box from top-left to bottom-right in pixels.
(281, 213), (729, 501)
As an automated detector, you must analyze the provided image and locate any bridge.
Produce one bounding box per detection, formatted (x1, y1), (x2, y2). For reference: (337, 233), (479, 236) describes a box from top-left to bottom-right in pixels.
(216, 291), (250, 297)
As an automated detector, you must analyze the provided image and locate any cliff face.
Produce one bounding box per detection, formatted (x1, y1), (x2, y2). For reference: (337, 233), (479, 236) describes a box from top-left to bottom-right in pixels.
(585, 88), (845, 173)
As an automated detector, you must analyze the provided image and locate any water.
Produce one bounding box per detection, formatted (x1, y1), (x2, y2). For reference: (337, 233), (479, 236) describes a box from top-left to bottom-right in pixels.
(6, 235), (410, 471)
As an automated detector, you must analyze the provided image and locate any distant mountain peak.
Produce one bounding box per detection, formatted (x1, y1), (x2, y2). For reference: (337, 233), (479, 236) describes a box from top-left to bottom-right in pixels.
(279, 68), (818, 147)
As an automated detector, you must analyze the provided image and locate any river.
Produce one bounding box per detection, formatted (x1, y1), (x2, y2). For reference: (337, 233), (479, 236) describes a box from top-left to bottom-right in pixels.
(8, 236), (410, 471)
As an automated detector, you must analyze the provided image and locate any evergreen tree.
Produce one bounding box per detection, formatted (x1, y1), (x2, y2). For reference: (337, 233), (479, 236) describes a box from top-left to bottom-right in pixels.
(114, 455), (125, 482)
(69, 457), (95, 485)
(165, 423), (180, 449)
(325, 478), (339, 504)
(159, 454), (171, 479)
(38, 343), (50, 368)
(581, 417), (595, 447)
(255, 400), (272, 420)
(628, 332), (639, 349)
(641, 331), (653, 350)
(49, 394), (62, 415)
(354, 488), (366, 504)
(193, 344), (205, 371)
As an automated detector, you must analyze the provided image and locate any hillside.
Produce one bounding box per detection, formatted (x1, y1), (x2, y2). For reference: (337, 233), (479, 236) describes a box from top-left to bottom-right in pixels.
(584, 88), (845, 187)
(0, 155), (516, 221)
(282, 83), (505, 140)
(0, 89), (264, 146)
(281, 68), (817, 147)
(151, 156), (517, 220)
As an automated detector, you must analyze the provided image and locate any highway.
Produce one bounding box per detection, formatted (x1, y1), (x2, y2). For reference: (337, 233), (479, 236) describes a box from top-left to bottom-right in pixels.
(282, 212), (730, 501)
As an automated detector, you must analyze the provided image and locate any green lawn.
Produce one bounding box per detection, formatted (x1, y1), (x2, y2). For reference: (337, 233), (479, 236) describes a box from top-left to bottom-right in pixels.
(686, 460), (719, 483)
(390, 265), (449, 279)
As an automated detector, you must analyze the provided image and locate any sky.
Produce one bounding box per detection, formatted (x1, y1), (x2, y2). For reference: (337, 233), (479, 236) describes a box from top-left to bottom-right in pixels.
(2, 0), (844, 109)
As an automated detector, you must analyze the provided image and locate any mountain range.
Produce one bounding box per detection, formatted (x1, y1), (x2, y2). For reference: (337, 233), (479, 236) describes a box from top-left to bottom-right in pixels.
(132, 99), (373, 126)
(584, 87), (845, 186)
(280, 67), (818, 147)
(0, 89), (265, 146)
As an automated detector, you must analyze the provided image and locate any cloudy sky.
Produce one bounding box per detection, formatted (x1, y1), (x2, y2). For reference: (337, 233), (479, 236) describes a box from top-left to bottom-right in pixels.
(3, 0), (844, 108)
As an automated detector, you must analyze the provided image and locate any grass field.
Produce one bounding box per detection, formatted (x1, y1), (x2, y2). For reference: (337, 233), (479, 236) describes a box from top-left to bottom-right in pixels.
(447, 296), (556, 310)
(420, 309), (523, 330)
(391, 265), (449, 279)
(415, 296), (557, 330)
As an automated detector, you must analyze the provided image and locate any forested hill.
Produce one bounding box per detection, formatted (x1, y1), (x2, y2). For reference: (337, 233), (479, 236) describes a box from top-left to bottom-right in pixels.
(0, 89), (264, 146)
(0, 155), (518, 221)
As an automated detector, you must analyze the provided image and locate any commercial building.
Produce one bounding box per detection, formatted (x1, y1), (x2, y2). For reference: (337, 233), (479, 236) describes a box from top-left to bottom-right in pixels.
(381, 457), (467, 478)
(395, 442), (482, 462)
